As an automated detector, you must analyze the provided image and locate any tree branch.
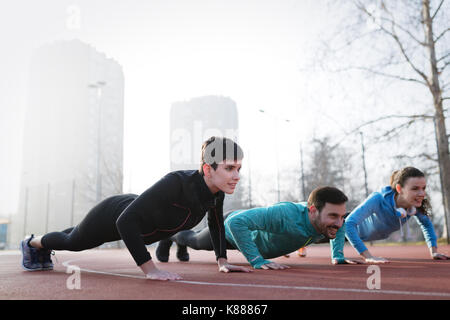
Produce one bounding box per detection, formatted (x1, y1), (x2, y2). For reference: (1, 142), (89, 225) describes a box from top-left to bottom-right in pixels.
(389, 28), (430, 86)
(372, 119), (417, 143)
(434, 27), (450, 43)
(351, 66), (428, 85)
(330, 113), (434, 151)
(442, 81), (450, 91)
(354, 0), (431, 86)
(431, 0), (445, 20)
(354, 114), (433, 131)
(394, 152), (438, 162)
(439, 59), (450, 73)
(377, 2), (426, 46)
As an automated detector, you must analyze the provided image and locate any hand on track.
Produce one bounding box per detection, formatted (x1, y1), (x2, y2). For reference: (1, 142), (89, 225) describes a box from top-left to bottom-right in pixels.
(260, 262), (290, 270)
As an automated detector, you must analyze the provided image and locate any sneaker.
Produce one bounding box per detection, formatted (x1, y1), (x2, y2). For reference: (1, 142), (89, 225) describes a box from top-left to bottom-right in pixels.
(297, 247), (307, 257)
(155, 238), (173, 262)
(21, 235), (42, 271)
(176, 244), (189, 262)
(39, 249), (54, 271)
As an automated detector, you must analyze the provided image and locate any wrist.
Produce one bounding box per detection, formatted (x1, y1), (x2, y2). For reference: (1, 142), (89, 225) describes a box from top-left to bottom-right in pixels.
(139, 259), (158, 275)
(333, 257), (346, 264)
(217, 258), (227, 266)
(360, 250), (372, 260)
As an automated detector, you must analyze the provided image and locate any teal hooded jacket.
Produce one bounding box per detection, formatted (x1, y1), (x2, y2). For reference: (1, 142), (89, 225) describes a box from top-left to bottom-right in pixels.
(224, 202), (346, 268)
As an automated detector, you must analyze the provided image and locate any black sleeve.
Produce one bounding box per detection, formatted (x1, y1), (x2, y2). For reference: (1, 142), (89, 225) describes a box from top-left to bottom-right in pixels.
(116, 173), (182, 266)
(207, 193), (228, 261)
(116, 211), (150, 266)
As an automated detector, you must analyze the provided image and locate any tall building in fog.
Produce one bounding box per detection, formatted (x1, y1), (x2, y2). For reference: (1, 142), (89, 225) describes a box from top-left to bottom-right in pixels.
(9, 40), (124, 248)
(170, 96), (244, 227)
(170, 95), (239, 171)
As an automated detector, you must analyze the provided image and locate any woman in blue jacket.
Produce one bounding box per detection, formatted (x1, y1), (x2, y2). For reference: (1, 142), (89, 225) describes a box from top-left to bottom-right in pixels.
(344, 166), (449, 263)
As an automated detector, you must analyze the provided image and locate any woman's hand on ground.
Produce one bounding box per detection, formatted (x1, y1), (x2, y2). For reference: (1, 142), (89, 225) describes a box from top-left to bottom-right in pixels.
(363, 256), (389, 264)
(360, 250), (389, 264)
(432, 252), (450, 260)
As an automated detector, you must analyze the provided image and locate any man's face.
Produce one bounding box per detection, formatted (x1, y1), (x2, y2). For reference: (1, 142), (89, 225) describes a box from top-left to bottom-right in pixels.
(208, 160), (242, 194)
(309, 202), (347, 239)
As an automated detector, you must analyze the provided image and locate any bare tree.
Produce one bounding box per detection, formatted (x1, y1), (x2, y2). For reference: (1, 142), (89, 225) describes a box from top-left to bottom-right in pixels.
(321, 0), (450, 242)
(303, 136), (363, 211)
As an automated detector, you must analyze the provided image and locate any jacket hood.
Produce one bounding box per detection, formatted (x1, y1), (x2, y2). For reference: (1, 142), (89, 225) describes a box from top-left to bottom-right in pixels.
(378, 186), (398, 215)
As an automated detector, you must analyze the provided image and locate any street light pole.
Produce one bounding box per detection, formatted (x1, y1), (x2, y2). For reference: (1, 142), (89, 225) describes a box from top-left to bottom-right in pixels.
(259, 109), (290, 203)
(88, 81), (106, 202)
(359, 131), (369, 198)
(300, 142), (307, 201)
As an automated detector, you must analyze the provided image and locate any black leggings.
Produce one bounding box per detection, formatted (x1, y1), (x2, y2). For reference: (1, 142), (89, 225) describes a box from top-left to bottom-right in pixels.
(40, 194), (136, 251)
(171, 211), (236, 251)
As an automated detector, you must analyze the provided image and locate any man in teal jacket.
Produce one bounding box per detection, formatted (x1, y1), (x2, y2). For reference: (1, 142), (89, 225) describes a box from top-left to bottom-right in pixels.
(156, 186), (358, 269)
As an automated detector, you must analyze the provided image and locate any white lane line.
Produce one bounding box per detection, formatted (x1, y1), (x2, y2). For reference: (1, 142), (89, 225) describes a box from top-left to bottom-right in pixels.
(62, 259), (450, 298)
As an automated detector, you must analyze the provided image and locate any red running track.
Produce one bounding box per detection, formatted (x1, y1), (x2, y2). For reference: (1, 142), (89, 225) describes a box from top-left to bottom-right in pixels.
(1, 244), (449, 300)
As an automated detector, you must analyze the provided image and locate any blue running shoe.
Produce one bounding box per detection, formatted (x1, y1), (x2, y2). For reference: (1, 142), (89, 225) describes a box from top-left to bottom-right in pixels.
(39, 249), (54, 271)
(21, 235), (42, 271)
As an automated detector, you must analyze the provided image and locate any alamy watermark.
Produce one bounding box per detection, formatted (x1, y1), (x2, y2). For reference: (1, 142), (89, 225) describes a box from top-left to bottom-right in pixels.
(366, 265), (381, 290)
(171, 121), (239, 165)
(66, 265), (81, 290)
(66, 5), (81, 30)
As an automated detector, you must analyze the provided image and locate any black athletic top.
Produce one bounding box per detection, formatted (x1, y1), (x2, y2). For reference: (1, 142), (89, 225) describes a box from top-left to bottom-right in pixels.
(116, 170), (227, 266)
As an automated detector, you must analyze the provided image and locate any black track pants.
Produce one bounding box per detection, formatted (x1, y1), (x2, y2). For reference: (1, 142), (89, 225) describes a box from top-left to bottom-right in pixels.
(40, 194), (137, 251)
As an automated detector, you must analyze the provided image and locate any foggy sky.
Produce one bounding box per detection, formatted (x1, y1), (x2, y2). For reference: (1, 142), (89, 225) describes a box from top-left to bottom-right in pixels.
(0, 1), (436, 216)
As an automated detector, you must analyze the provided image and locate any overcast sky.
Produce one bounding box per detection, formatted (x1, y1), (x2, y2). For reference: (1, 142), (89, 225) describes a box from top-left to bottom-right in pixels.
(0, 0), (436, 216)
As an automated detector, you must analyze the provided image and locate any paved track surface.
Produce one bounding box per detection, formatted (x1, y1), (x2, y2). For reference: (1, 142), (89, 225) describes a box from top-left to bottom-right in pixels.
(1, 244), (449, 300)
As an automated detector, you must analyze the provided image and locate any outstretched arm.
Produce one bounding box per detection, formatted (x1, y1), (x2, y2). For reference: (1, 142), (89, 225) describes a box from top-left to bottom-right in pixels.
(116, 173), (183, 280)
(346, 193), (389, 263)
(208, 196), (252, 273)
(414, 213), (448, 260)
(331, 224), (364, 265)
(224, 207), (290, 269)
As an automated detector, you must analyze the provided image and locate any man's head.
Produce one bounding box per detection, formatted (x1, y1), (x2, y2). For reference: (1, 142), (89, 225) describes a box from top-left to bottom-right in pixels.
(307, 186), (348, 239)
(200, 136), (244, 194)
(200, 136), (244, 173)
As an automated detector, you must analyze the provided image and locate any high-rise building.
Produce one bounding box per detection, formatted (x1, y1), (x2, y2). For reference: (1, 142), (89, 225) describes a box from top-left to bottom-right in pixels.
(9, 40), (124, 248)
(170, 95), (239, 172)
(170, 96), (244, 228)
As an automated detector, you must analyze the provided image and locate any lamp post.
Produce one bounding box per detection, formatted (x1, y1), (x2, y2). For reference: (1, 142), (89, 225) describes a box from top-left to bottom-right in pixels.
(359, 131), (369, 198)
(258, 109), (291, 203)
(88, 81), (106, 202)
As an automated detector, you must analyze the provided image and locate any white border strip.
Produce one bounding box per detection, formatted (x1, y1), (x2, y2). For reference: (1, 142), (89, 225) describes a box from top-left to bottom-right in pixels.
(62, 259), (450, 298)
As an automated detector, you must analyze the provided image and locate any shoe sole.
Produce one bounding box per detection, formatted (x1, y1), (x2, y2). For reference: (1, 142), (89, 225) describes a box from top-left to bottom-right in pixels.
(41, 266), (54, 271)
(177, 257), (189, 262)
(20, 240), (43, 272)
(156, 240), (172, 262)
(176, 253), (190, 262)
(156, 255), (169, 263)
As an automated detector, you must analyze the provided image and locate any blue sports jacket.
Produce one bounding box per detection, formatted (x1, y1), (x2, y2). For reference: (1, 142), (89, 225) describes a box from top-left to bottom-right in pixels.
(343, 186), (437, 255)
